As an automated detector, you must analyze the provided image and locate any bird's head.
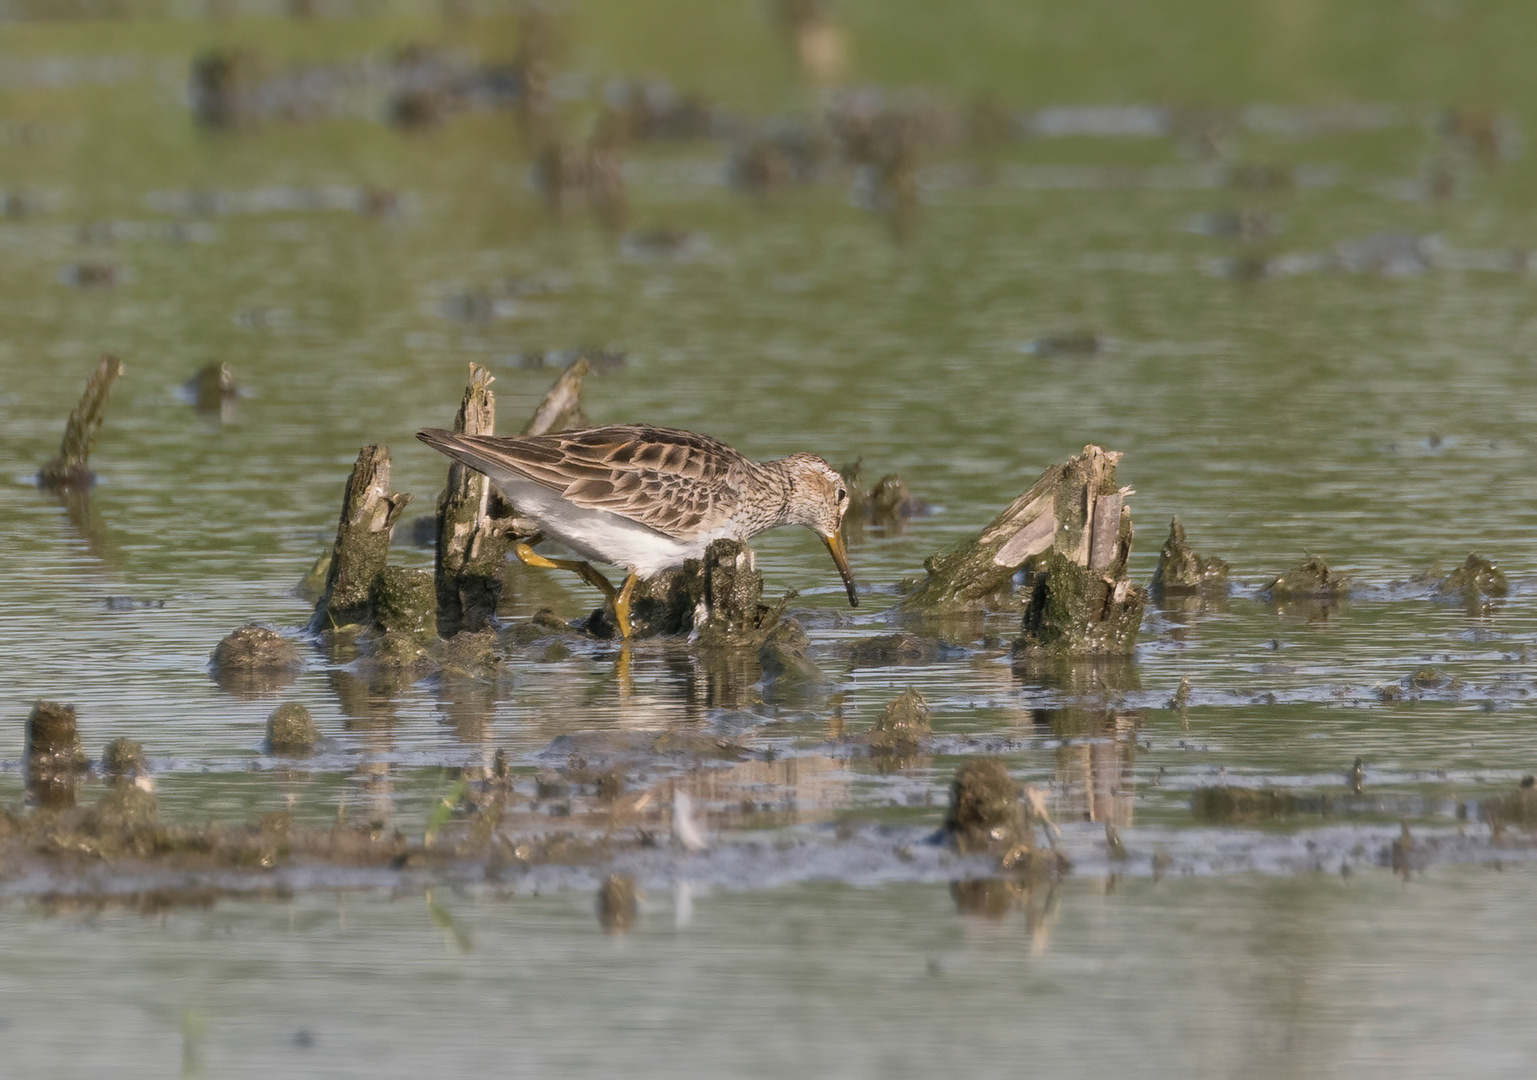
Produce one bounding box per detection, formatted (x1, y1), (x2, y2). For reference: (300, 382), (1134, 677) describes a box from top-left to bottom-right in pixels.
(782, 454), (858, 607)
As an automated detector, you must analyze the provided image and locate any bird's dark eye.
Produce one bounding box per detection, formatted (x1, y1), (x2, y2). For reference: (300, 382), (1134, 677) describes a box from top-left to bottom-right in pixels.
(836, 488), (846, 502)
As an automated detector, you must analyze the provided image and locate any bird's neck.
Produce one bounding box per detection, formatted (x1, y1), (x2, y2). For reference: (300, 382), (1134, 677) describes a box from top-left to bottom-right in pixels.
(735, 458), (798, 533)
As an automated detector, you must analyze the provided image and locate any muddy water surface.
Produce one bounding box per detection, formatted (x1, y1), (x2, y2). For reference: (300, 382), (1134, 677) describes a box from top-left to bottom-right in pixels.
(3, 3), (1537, 1076)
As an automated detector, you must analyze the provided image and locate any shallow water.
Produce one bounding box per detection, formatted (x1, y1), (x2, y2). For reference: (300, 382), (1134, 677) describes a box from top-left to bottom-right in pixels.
(3, 2), (1537, 1075)
(8, 869), (1537, 1079)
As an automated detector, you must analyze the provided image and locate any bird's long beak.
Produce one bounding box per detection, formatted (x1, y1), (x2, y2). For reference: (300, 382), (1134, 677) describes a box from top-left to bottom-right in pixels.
(822, 531), (859, 607)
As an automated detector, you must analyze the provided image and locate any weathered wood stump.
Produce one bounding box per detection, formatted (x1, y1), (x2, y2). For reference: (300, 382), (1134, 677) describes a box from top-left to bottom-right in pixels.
(208, 622), (305, 696)
(838, 459), (924, 537)
(265, 702), (318, 756)
(189, 48), (262, 130)
(901, 444), (1123, 614)
(1428, 552), (1508, 603)
(38, 355), (122, 491)
(864, 687), (931, 754)
(185, 361), (239, 417)
(898, 444), (1144, 656)
(101, 737), (148, 782)
(371, 566), (437, 639)
(1017, 529), (1145, 657)
(944, 758), (1029, 856)
(309, 445), (412, 631)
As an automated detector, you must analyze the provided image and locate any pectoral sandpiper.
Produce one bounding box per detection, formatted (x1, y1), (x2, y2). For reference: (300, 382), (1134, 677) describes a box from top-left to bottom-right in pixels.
(416, 424), (858, 637)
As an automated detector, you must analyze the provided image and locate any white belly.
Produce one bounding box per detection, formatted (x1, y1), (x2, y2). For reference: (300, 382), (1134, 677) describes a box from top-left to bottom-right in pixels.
(498, 479), (730, 577)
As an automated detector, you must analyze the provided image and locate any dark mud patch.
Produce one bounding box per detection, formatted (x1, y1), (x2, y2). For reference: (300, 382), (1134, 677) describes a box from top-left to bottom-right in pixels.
(7, 801), (1533, 908)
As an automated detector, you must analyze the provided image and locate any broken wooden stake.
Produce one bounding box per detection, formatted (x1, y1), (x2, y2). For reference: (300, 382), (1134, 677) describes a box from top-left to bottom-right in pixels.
(433, 364), (514, 637)
(521, 355), (590, 435)
(38, 355), (122, 491)
(429, 357), (593, 635)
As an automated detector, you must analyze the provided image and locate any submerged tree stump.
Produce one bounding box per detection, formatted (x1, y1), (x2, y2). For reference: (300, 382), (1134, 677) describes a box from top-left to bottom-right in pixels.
(1260, 555), (1349, 602)
(864, 687), (932, 754)
(615, 539), (783, 643)
(25, 700), (89, 809)
(1017, 541), (1145, 656)
(944, 758), (1029, 856)
(1427, 552), (1508, 604)
(38, 355), (123, 491)
(310, 446), (412, 631)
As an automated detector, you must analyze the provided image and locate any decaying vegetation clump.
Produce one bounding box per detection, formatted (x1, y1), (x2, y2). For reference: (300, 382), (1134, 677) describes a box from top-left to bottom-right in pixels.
(265, 703), (319, 756)
(100, 737), (148, 781)
(1150, 516), (1230, 598)
(858, 686), (932, 759)
(209, 624), (306, 696)
(25, 700), (89, 809)
(1419, 552), (1509, 610)
(1191, 786), (1320, 823)
(1260, 555), (1350, 602)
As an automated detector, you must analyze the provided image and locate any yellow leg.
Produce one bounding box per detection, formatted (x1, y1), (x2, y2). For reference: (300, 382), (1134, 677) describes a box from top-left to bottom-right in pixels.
(611, 572), (638, 640)
(514, 540), (637, 639)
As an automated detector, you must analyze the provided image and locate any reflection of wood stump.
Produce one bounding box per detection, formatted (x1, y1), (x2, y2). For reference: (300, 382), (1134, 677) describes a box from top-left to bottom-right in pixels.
(310, 446), (412, 632)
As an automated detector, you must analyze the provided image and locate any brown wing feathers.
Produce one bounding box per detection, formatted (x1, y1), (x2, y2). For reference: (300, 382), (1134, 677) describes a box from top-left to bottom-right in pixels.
(423, 425), (748, 539)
